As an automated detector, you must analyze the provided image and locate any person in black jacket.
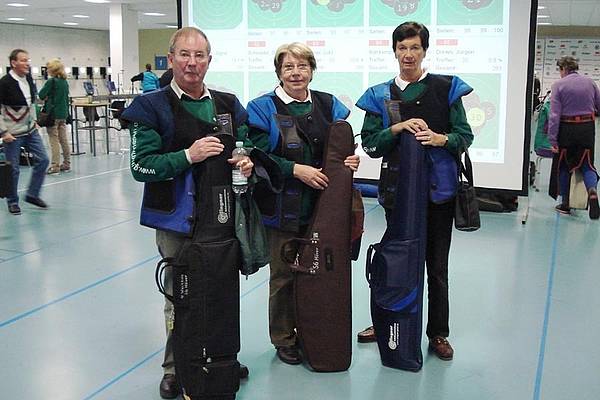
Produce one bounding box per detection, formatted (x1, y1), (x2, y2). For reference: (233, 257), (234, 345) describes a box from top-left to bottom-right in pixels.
(0, 48), (49, 215)
(159, 68), (173, 88)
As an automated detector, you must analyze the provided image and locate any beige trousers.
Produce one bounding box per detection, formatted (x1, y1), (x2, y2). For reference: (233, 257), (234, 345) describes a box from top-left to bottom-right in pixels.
(46, 119), (70, 167)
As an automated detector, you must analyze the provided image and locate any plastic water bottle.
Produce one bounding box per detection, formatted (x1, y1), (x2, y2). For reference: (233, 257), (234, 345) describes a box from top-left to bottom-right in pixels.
(232, 141), (248, 194)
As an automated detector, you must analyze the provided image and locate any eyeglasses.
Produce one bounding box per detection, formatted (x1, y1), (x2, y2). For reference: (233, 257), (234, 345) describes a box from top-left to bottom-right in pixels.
(281, 63), (311, 74)
(174, 51), (208, 62)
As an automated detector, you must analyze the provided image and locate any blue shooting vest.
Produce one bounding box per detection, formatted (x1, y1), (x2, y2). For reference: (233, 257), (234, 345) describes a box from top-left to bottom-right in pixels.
(142, 71), (160, 92)
(246, 90), (350, 232)
(122, 87), (248, 235)
(356, 74), (473, 208)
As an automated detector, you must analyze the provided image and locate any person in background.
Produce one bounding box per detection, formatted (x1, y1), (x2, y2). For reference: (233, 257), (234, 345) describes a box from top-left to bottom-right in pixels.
(0, 48), (49, 215)
(122, 27), (251, 399)
(246, 42), (360, 366)
(548, 55), (600, 220)
(131, 63), (160, 93)
(159, 67), (173, 88)
(355, 22), (473, 361)
(38, 58), (71, 174)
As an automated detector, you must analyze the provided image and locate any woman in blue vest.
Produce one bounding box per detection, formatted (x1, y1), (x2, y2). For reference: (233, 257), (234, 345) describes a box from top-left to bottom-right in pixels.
(355, 22), (474, 362)
(246, 42), (359, 365)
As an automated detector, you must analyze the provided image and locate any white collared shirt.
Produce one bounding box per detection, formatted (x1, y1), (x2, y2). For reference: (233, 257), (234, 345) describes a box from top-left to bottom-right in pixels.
(9, 70), (32, 106)
(170, 79), (211, 101)
(395, 70), (429, 91)
(275, 85), (312, 104)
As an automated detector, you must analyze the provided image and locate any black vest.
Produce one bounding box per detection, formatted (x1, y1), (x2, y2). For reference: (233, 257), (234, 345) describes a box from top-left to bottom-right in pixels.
(268, 91), (334, 232)
(378, 75), (452, 209)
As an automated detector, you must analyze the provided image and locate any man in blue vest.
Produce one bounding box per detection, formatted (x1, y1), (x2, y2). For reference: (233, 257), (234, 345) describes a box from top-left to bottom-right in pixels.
(122, 28), (252, 399)
(131, 63), (160, 93)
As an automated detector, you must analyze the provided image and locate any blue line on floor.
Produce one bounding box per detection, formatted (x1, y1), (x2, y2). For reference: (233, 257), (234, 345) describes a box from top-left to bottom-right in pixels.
(0, 255), (159, 329)
(81, 347), (165, 400)
(0, 218), (138, 266)
(82, 276), (271, 399)
(0, 248), (26, 255)
(532, 212), (561, 400)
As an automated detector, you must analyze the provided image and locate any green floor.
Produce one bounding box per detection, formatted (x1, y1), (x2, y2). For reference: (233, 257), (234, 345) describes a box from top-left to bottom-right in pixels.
(0, 150), (599, 400)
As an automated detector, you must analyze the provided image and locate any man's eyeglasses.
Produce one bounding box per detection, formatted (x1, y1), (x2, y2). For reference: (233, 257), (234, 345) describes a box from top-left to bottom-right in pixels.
(174, 51), (209, 62)
(281, 63), (311, 74)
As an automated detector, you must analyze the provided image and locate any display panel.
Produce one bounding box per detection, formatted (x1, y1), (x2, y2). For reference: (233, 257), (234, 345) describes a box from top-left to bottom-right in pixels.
(184, 0), (536, 192)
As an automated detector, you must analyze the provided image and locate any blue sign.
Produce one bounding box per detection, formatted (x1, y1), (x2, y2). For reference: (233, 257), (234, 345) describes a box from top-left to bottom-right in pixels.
(155, 56), (168, 70)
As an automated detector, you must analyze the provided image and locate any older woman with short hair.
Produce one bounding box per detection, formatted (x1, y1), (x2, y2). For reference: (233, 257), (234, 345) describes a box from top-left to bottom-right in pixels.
(39, 58), (70, 174)
(246, 42), (359, 365)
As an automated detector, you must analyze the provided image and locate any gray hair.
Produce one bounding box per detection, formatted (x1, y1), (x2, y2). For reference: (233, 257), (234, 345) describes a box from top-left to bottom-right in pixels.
(168, 27), (211, 55)
(556, 56), (578, 72)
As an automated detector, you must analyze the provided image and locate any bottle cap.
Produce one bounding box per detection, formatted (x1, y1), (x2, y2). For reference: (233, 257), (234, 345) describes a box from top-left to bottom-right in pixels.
(235, 141), (244, 147)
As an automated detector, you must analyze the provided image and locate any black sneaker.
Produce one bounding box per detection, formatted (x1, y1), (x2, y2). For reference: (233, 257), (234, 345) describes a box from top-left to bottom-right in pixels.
(589, 189), (599, 220)
(8, 204), (21, 215)
(25, 195), (48, 209)
(555, 204), (570, 215)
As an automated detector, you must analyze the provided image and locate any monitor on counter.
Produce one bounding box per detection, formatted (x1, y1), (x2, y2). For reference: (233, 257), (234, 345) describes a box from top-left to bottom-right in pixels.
(83, 81), (94, 96)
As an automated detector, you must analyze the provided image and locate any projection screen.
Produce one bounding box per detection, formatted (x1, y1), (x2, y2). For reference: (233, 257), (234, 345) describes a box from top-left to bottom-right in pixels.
(182, 0), (537, 193)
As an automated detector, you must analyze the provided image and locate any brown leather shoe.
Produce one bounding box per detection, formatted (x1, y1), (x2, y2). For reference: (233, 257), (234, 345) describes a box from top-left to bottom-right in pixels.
(159, 373), (180, 399)
(276, 346), (302, 365)
(357, 325), (376, 343)
(239, 363), (249, 379)
(429, 336), (454, 361)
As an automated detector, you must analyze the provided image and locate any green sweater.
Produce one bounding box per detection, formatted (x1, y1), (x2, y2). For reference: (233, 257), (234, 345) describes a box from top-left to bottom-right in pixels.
(130, 96), (250, 183)
(38, 77), (70, 119)
(360, 80), (473, 158)
(248, 101), (317, 225)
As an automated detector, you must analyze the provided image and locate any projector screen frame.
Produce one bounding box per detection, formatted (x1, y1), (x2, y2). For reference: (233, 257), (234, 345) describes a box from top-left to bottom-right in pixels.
(176, 0), (540, 197)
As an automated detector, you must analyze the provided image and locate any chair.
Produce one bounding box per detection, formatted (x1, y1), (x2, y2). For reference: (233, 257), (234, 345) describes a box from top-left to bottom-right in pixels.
(108, 100), (130, 155)
(531, 93), (553, 191)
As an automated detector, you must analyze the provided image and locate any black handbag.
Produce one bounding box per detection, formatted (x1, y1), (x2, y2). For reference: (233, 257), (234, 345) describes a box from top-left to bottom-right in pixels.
(0, 159), (14, 198)
(454, 150), (481, 231)
(37, 79), (55, 128)
(37, 109), (55, 127)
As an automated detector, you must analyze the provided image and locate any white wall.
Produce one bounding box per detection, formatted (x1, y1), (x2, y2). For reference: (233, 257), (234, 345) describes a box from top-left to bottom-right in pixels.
(0, 23), (109, 77)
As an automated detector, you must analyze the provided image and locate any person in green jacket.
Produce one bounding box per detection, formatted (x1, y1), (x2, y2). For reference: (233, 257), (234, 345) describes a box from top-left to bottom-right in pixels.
(39, 59), (71, 174)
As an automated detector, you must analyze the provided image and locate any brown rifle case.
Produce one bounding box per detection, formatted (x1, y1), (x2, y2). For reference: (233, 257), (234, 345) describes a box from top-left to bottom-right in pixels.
(282, 120), (355, 372)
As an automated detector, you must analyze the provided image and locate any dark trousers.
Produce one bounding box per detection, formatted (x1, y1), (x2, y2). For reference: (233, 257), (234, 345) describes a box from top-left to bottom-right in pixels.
(385, 200), (454, 338)
(425, 200), (454, 338)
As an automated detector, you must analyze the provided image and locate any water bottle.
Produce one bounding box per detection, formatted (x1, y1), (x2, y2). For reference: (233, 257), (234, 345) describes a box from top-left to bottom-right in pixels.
(232, 141), (248, 194)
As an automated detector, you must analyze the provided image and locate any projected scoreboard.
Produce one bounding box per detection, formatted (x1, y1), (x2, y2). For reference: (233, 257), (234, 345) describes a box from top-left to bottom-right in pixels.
(185, 0), (532, 191)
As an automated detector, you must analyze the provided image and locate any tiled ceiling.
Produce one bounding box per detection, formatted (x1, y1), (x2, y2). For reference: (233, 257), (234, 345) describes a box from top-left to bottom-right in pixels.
(0, 0), (176, 30)
(537, 0), (600, 26)
(1, 1), (599, 31)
